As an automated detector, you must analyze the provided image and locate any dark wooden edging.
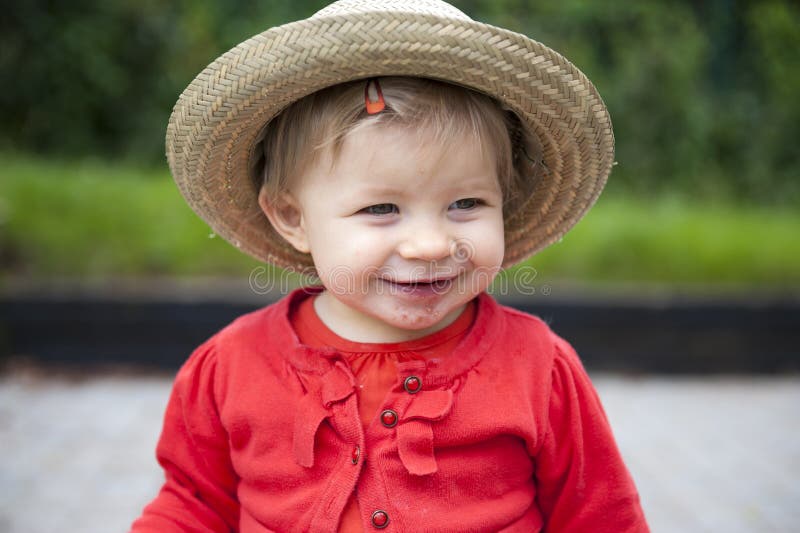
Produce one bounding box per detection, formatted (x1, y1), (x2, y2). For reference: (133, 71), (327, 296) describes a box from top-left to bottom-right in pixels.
(1, 288), (798, 374)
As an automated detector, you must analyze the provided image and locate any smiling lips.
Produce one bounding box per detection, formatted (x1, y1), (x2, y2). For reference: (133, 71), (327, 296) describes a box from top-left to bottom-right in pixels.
(386, 278), (454, 285)
(382, 277), (454, 293)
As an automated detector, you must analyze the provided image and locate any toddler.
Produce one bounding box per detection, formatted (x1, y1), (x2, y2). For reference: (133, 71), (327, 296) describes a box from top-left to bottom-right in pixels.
(132, 0), (649, 531)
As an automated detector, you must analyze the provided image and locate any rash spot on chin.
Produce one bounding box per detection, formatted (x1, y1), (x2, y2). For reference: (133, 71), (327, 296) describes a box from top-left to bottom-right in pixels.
(396, 305), (442, 327)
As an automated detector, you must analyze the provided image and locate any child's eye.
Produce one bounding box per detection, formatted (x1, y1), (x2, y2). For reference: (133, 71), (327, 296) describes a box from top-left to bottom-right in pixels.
(450, 198), (483, 210)
(360, 203), (399, 216)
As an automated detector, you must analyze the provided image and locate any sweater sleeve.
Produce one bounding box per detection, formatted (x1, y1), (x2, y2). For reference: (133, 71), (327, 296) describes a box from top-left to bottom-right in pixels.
(533, 334), (649, 532)
(130, 340), (239, 532)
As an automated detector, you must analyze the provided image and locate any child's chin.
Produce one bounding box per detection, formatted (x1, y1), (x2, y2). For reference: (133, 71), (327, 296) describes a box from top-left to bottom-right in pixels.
(397, 303), (463, 327)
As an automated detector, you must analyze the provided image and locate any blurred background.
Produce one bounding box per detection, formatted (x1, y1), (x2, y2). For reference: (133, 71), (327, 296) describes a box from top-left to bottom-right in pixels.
(0, 1), (798, 532)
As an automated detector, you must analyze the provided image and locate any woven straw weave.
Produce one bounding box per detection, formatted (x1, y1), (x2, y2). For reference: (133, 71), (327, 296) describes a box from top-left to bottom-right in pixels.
(166, 0), (614, 272)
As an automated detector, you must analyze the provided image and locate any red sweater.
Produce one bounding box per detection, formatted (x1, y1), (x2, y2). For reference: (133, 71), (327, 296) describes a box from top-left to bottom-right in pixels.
(292, 293), (477, 532)
(131, 286), (648, 532)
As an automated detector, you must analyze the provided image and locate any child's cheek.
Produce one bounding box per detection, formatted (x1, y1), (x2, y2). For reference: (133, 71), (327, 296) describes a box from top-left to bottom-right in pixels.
(345, 226), (386, 260)
(469, 220), (504, 261)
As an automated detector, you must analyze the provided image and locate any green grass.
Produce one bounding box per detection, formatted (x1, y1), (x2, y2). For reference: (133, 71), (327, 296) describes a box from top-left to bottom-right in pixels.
(519, 195), (800, 286)
(1, 153), (798, 286)
(0, 154), (267, 278)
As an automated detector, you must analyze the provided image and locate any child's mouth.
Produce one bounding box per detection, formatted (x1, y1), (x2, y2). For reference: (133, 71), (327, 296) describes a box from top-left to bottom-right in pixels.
(382, 278), (454, 296)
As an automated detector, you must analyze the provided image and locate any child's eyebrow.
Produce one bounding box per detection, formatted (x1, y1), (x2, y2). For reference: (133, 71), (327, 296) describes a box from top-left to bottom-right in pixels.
(445, 182), (503, 198)
(357, 185), (406, 196)
(357, 180), (499, 197)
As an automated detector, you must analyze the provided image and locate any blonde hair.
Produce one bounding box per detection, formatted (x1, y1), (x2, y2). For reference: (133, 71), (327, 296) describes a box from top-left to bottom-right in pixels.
(257, 77), (539, 215)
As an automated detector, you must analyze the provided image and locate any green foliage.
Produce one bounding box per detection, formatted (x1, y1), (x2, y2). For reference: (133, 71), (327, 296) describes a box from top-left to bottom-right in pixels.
(523, 195), (800, 285)
(1, 154), (798, 285)
(0, 0), (798, 204)
(0, 154), (265, 277)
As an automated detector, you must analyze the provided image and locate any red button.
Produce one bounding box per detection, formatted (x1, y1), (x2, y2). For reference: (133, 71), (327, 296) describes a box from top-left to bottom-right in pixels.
(351, 445), (360, 464)
(371, 510), (389, 529)
(403, 376), (421, 394)
(380, 409), (398, 428)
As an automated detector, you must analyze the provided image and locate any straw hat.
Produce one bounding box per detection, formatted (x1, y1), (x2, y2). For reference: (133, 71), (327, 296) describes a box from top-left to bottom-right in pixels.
(166, 0), (614, 272)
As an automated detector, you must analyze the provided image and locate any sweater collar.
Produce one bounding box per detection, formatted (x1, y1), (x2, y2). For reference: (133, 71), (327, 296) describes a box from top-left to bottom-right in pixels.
(265, 284), (504, 385)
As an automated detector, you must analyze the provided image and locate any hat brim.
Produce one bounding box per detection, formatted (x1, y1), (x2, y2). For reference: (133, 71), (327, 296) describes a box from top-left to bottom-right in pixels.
(166, 11), (614, 272)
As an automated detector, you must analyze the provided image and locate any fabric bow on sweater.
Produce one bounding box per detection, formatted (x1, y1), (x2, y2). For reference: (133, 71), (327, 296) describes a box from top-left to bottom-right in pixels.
(293, 360), (358, 468)
(396, 386), (454, 475)
(292, 355), (457, 476)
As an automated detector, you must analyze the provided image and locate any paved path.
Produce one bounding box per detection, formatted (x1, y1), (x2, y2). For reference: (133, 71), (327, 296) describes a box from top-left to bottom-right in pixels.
(1, 370), (798, 532)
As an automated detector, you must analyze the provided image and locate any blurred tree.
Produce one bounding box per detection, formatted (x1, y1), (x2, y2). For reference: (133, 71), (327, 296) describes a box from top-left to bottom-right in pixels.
(743, 0), (800, 202)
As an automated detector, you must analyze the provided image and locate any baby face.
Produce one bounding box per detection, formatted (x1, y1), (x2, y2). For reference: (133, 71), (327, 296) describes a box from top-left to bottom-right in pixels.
(279, 123), (504, 342)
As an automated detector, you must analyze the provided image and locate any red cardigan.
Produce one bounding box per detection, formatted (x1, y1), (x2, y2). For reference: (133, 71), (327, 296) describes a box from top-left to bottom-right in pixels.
(131, 286), (648, 532)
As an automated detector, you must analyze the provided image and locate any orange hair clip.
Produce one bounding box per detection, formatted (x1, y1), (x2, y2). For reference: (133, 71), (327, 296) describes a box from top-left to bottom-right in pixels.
(364, 78), (386, 114)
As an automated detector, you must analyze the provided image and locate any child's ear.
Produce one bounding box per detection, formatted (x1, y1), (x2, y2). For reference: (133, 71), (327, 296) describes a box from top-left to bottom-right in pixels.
(257, 188), (311, 254)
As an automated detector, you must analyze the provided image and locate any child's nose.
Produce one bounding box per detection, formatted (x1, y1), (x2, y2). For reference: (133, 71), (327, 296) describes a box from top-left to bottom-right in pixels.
(396, 223), (453, 262)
